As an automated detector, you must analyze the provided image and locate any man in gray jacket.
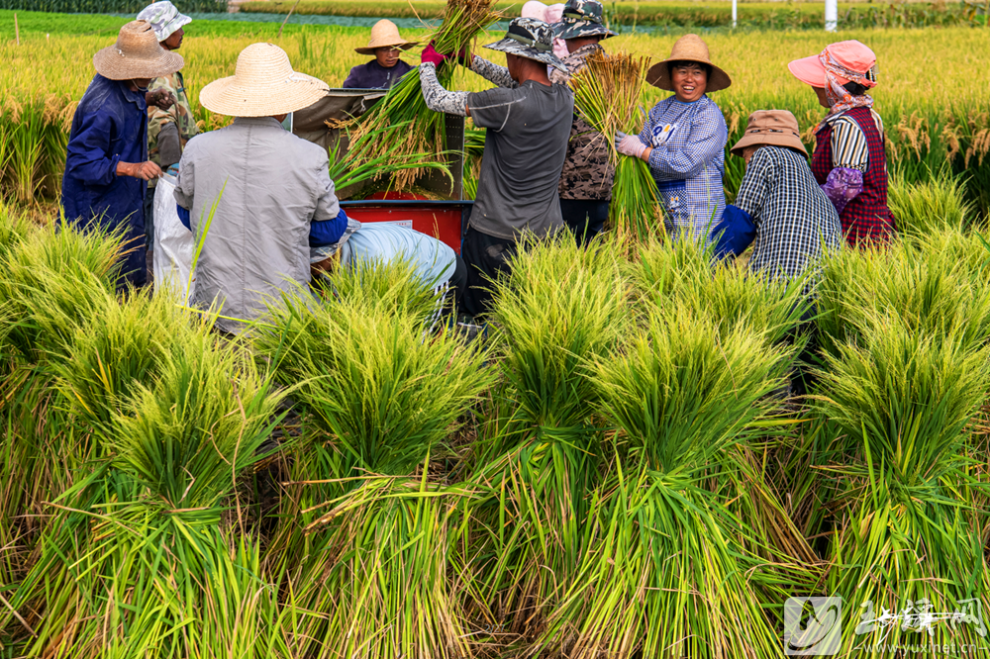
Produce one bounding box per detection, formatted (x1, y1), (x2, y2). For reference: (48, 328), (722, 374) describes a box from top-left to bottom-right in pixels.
(174, 43), (346, 333)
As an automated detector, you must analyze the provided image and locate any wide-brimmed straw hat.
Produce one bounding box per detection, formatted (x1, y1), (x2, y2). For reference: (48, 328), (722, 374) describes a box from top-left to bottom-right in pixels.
(788, 40), (878, 88)
(730, 110), (807, 157)
(200, 43), (329, 117)
(555, 0), (616, 41)
(484, 17), (568, 72)
(136, 1), (191, 42)
(93, 20), (184, 81)
(354, 20), (418, 55)
(646, 34), (731, 93)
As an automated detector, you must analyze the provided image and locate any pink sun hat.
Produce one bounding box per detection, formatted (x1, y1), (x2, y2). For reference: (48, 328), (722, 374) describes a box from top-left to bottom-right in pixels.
(788, 40), (878, 88)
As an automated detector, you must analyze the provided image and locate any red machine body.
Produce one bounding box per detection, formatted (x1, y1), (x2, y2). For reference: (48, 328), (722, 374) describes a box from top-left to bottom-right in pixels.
(339, 200), (471, 255)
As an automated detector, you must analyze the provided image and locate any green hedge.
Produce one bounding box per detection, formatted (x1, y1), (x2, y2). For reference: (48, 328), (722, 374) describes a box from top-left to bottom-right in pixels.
(0, 0), (224, 12)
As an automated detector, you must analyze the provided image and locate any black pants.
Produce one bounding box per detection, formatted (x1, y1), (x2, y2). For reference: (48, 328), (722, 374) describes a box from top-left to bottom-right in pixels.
(446, 254), (468, 316)
(560, 199), (609, 246)
(461, 226), (518, 318)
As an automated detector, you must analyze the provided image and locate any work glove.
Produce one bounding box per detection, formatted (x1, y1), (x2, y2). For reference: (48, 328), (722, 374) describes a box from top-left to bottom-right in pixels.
(421, 42), (450, 67)
(615, 131), (649, 159)
(166, 163), (180, 177)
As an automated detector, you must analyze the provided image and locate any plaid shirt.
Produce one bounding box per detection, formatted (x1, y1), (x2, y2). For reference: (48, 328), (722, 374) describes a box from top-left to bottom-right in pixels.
(734, 146), (842, 291)
(640, 95), (727, 241)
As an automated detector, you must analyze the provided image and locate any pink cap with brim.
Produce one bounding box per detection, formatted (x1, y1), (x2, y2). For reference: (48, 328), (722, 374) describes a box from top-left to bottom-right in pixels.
(788, 40), (877, 88)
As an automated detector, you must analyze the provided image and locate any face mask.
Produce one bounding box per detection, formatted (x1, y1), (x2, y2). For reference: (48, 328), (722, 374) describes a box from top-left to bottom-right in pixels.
(280, 113), (294, 133)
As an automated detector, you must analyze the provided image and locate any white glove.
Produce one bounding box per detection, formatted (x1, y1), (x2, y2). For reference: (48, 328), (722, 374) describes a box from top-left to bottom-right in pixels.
(615, 132), (649, 159)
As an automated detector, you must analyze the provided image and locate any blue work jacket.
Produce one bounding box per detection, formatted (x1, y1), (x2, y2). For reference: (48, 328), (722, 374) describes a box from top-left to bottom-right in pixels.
(61, 74), (149, 286)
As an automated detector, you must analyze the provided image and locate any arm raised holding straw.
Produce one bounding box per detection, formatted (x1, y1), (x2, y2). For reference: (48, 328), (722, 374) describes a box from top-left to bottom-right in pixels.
(418, 18), (573, 318)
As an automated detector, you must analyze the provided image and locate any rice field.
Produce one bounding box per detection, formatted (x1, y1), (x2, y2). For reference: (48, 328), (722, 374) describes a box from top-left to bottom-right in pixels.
(1, 13), (989, 208)
(3, 12), (990, 658)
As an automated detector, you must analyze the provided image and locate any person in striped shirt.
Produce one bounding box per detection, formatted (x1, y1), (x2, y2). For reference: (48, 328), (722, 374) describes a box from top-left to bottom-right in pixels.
(789, 40), (897, 247)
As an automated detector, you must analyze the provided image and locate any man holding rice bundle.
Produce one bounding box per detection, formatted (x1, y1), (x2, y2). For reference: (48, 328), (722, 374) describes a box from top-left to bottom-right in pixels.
(136, 0), (199, 266)
(62, 20), (183, 288)
(548, 0), (617, 245)
(418, 18), (573, 316)
(173, 43), (348, 334)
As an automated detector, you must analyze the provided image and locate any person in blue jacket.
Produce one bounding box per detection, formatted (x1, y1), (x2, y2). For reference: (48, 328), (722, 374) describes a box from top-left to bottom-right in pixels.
(61, 20), (183, 288)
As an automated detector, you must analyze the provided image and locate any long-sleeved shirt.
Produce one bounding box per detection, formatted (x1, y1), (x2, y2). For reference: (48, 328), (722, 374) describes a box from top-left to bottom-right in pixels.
(732, 145), (842, 293)
(147, 70), (199, 188)
(639, 94), (728, 241)
(62, 73), (149, 287)
(342, 59), (414, 89)
(173, 117), (346, 334)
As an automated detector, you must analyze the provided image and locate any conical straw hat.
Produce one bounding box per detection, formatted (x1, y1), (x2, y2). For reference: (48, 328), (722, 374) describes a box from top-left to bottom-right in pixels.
(199, 43), (330, 117)
(93, 20), (184, 81)
(354, 20), (419, 55)
(646, 34), (731, 93)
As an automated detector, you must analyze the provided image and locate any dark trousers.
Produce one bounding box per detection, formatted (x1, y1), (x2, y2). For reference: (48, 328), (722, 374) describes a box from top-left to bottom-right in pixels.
(446, 254), (468, 316)
(560, 199), (609, 246)
(461, 226), (518, 318)
(144, 186), (156, 251)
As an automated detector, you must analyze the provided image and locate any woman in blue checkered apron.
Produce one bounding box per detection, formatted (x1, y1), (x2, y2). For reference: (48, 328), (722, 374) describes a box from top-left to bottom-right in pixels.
(615, 34), (730, 241)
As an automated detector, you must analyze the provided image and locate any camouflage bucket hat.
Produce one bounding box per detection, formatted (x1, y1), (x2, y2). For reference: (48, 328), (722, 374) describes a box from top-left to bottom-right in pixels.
(136, 1), (191, 42)
(483, 18), (568, 72)
(555, 0), (616, 41)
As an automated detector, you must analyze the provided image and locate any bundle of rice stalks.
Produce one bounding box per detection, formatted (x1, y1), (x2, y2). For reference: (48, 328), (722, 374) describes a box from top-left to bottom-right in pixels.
(569, 51), (662, 244)
(8, 329), (285, 659)
(460, 237), (630, 640)
(355, 0), (500, 190)
(631, 234), (812, 345)
(254, 276), (493, 659)
(888, 170), (975, 237)
(328, 120), (452, 192)
(538, 308), (808, 658)
(817, 237), (990, 358)
(812, 313), (990, 655)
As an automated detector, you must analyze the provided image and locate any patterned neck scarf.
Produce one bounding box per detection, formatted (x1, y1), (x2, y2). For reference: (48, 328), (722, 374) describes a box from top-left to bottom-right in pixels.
(819, 45), (877, 116)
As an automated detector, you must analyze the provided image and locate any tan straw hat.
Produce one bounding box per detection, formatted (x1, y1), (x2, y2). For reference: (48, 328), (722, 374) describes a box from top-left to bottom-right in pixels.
(730, 110), (807, 157)
(199, 43), (330, 117)
(354, 20), (419, 55)
(93, 20), (183, 81)
(646, 34), (731, 93)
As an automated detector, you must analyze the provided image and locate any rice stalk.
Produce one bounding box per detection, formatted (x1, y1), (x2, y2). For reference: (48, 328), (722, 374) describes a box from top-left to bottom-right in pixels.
(355, 0), (501, 190)
(569, 50), (664, 244)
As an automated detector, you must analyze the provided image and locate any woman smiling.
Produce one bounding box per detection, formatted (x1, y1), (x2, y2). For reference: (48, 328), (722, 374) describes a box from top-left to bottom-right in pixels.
(615, 34), (730, 241)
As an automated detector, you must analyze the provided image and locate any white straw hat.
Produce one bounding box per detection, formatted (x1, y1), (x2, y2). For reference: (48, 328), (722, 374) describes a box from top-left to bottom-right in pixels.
(199, 43), (330, 117)
(354, 20), (418, 55)
(93, 20), (184, 81)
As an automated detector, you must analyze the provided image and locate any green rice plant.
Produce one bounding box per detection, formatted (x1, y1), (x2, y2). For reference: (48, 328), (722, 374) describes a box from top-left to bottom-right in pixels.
(254, 276), (491, 658)
(537, 307), (804, 658)
(570, 50), (663, 244)
(327, 120), (452, 193)
(257, 283), (491, 478)
(8, 329), (283, 659)
(313, 253), (442, 321)
(816, 237), (990, 358)
(888, 169), (975, 237)
(812, 313), (990, 656)
(459, 236), (630, 638)
(7, 101), (46, 206)
(355, 0), (500, 190)
(632, 234), (811, 344)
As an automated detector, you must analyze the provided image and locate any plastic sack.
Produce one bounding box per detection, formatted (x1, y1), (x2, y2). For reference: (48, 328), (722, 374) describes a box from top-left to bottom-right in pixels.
(153, 173), (195, 302)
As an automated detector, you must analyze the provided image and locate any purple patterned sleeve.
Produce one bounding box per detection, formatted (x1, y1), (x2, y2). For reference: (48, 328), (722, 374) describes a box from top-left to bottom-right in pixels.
(821, 167), (864, 215)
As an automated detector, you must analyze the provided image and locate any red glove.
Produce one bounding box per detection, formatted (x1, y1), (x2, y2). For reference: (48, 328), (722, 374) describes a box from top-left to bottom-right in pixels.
(421, 42), (449, 67)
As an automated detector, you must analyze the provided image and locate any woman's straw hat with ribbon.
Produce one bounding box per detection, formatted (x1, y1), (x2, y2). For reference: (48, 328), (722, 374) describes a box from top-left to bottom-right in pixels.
(730, 110), (807, 157)
(93, 20), (184, 81)
(200, 43), (330, 117)
(355, 20), (419, 55)
(646, 34), (731, 93)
